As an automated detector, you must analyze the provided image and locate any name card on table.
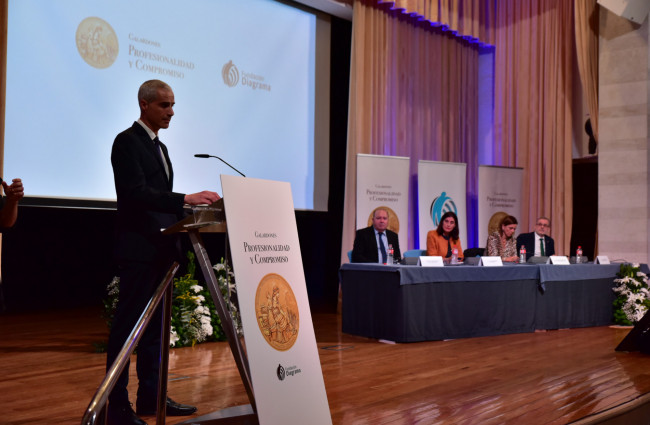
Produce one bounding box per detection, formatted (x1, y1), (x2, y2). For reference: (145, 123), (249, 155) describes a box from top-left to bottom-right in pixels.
(548, 255), (570, 265)
(479, 256), (503, 267)
(419, 256), (444, 267)
(596, 256), (610, 264)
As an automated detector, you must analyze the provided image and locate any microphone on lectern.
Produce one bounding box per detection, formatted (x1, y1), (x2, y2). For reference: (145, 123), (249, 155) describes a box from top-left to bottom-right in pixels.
(194, 154), (246, 177)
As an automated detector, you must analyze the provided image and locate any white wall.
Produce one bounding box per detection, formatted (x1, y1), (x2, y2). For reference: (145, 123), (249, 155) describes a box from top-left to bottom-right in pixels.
(598, 8), (649, 263)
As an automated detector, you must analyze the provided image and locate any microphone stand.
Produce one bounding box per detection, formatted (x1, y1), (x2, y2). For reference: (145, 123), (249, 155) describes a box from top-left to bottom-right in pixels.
(194, 154), (246, 177)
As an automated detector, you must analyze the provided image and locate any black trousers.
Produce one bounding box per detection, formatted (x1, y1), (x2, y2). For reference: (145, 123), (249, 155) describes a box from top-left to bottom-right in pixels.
(106, 259), (171, 407)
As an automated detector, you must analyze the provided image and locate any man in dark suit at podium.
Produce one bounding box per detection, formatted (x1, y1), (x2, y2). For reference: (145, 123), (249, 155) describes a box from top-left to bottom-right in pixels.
(352, 208), (401, 263)
(107, 79), (220, 425)
(516, 216), (555, 261)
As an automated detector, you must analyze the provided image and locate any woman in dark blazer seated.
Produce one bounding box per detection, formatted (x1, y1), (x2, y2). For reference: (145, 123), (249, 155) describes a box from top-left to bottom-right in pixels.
(426, 211), (463, 261)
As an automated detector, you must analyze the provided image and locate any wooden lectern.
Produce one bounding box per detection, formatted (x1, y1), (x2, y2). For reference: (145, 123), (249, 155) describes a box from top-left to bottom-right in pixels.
(163, 199), (258, 424)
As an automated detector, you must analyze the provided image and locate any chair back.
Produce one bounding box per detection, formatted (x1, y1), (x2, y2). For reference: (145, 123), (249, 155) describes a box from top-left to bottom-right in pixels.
(463, 247), (485, 258)
(403, 249), (427, 258)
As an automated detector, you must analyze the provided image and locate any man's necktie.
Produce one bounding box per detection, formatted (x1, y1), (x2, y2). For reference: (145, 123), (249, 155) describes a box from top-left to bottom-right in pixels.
(379, 232), (387, 263)
(153, 137), (163, 160)
(153, 137), (170, 179)
(540, 237), (545, 256)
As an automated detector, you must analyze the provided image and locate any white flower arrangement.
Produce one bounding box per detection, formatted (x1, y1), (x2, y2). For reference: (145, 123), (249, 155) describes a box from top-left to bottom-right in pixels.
(170, 282), (214, 347)
(213, 259), (243, 336)
(613, 263), (650, 325)
(102, 253), (239, 350)
(170, 328), (179, 347)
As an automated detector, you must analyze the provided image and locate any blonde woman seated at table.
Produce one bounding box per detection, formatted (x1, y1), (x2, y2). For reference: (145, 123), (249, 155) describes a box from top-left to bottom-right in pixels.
(426, 211), (464, 262)
(486, 215), (519, 262)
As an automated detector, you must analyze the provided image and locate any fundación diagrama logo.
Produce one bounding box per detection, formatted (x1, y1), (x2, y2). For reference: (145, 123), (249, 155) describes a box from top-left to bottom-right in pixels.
(276, 363), (302, 382)
(75, 17), (119, 69)
(277, 364), (286, 381)
(430, 191), (457, 227)
(222, 60), (240, 87)
(221, 60), (271, 91)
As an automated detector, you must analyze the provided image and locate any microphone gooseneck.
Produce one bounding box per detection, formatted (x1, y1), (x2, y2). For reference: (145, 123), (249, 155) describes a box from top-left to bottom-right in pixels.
(194, 154), (246, 177)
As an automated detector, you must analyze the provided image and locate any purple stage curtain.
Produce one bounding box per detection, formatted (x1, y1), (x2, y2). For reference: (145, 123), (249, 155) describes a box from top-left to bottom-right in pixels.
(342, 0), (577, 264)
(342, 0), (481, 263)
(492, 0), (575, 255)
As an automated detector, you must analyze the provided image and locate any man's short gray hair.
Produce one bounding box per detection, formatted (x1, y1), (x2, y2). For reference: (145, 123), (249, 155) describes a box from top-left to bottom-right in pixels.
(138, 80), (172, 104)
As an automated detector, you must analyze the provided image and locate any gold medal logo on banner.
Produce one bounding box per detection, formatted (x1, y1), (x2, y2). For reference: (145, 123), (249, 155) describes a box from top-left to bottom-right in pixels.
(255, 273), (299, 351)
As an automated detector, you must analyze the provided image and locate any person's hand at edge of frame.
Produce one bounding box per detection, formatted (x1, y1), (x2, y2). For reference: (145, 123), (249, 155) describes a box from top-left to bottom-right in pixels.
(3, 178), (24, 202)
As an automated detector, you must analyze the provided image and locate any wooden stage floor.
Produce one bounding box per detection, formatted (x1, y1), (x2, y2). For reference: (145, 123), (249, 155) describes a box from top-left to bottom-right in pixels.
(2, 306), (650, 424)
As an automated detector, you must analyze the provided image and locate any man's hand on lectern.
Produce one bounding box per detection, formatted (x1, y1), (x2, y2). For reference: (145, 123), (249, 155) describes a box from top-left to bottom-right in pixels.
(184, 190), (220, 205)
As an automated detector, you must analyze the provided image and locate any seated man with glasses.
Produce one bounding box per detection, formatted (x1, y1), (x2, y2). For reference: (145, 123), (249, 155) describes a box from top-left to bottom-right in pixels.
(516, 216), (555, 261)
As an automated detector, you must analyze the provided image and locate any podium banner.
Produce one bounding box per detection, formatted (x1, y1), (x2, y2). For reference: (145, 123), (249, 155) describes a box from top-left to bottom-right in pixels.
(221, 175), (331, 425)
(356, 154), (410, 252)
(417, 160), (467, 250)
(477, 166), (523, 247)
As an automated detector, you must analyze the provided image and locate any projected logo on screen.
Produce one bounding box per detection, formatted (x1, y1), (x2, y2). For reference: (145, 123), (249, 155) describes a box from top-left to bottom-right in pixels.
(222, 60), (239, 87)
(75, 17), (119, 69)
(255, 273), (299, 351)
(221, 60), (271, 91)
(430, 192), (457, 227)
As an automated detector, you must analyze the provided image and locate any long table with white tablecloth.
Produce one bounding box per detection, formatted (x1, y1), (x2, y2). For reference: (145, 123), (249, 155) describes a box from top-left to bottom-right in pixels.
(339, 263), (635, 343)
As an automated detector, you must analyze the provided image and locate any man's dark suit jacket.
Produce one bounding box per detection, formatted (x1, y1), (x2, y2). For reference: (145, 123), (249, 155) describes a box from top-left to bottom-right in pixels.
(111, 122), (186, 263)
(516, 231), (555, 261)
(351, 226), (401, 263)
(108, 121), (188, 406)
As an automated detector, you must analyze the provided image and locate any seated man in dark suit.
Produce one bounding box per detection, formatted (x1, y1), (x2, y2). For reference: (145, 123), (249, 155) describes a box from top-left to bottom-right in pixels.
(351, 208), (401, 263)
(516, 216), (555, 261)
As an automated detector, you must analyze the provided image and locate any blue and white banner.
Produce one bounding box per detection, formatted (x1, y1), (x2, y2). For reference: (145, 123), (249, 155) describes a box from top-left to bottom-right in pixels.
(477, 166), (523, 247)
(417, 160), (467, 250)
(356, 154), (410, 252)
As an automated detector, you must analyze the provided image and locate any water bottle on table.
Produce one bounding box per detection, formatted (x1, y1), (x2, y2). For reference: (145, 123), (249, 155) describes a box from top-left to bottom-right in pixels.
(519, 246), (526, 263)
(387, 244), (394, 265)
(576, 246), (583, 264)
(451, 248), (459, 264)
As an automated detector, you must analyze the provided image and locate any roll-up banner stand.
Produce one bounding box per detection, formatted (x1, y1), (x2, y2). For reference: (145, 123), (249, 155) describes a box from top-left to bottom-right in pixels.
(417, 160), (467, 251)
(477, 165), (523, 247)
(356, 154), (410, 253)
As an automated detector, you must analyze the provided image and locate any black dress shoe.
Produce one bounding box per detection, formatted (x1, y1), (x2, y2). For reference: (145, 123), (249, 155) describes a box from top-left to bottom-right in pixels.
(136, 397), (197, 416)
(107, 403), (148, 425)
